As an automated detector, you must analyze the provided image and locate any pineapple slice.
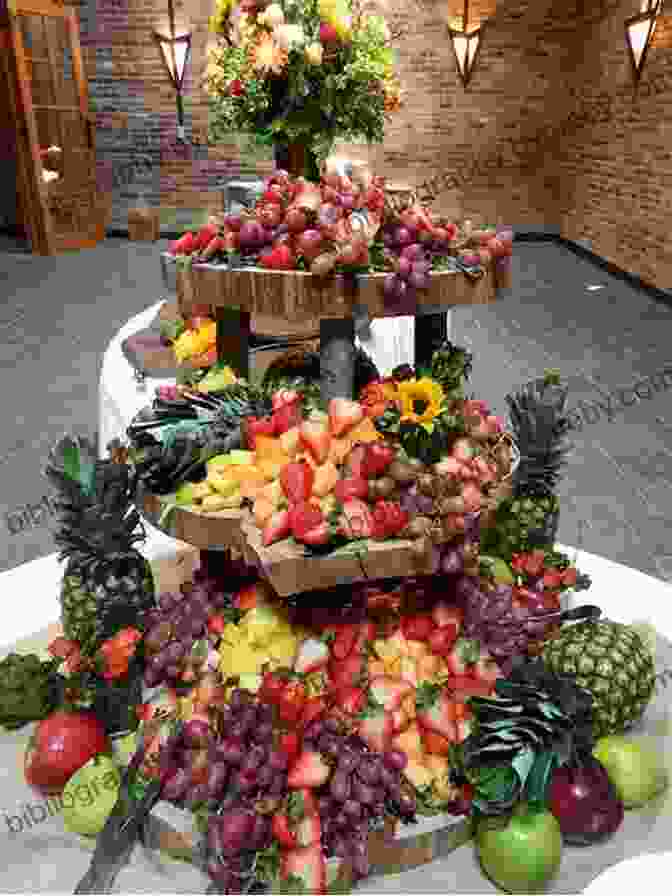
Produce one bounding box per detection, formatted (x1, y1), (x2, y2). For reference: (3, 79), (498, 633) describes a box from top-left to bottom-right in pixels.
(201, 494), (235, 512)
(190, 481), (215, 500)
(207, 474), (239, 497)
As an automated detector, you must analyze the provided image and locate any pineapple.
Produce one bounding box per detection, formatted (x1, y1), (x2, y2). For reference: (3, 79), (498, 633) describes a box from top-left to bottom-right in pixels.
(429, 340), (473, 397)
(542, 620), (656, 739)
(484, 371), (571, 557)
(45, 436), (156, 656)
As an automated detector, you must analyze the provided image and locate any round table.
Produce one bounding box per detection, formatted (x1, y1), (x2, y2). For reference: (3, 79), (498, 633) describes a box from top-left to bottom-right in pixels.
(98, 301), (450, 459)
(0, 545), (670, 894)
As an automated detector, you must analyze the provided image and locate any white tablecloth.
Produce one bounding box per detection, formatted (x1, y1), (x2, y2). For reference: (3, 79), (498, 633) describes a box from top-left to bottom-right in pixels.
(98, 302), (451, 459)
(0, 546), (670, 893)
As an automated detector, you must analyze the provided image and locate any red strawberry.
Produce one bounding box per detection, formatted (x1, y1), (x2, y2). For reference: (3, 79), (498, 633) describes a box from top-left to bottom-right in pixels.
(273, 389), (301, 411)
(195, 223), (218, 251)
(371, 500), (409, 539)
(353, 620), (377, 654)
(172, 232), (196, 255)
(207, 614), (227, 635)
(260, 671), (289, 704)
(280, 845), (326, 894)
(262, 509), (291, 546)
(289, 502), (324, 540)
(523, 550), (547, 577)
(561, 566), (578, 587)
(299, 419), (331, 464)
(287, 750), (330, 789)
(331, 624), (360, 661)
(329, 653), (364, 691)
(273, 398), (303, 435)
(428, 626), (459, 657)
(246, 415), (276, 448)
(432, 603), (464, 631)
(263, 188), (283, 204)
(335, 686), (366, 716)
(295, 812), (322, 848)
(281, 462), (315, 504)
(299, 697), (327, 730)
(401, 614), (435, 642)
(362, 442), (396, 477)
(328, 398), (364, 437)
(368, 676), (414, 712)
(337, 498), (375, 539)
(445, 676), (493, 701)
(334, 477), (369, 502)
(278, 681), (307, 725)
(444, 638), (481, 676)
(294, 639), (329, 676)
(357, 709), (394, 753)
(416, 685), (458, 740)
(279, 731), (301, 763)
(273, 244), (296, 271)
(260, 248), (280, 269)
(272, 813), (298, 849)
(344, 443), (370, 478)
(543, 568), (564, 589)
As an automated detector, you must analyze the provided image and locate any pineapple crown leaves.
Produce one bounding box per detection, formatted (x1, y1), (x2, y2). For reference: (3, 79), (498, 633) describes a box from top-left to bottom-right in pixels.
(45, 435), (97, 501)
(429, 340), (473, 395)
(505, 389), (572, 496)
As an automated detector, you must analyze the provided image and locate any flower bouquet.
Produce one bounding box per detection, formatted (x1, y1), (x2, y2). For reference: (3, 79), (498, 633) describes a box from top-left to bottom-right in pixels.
(206, 0), (403, 176)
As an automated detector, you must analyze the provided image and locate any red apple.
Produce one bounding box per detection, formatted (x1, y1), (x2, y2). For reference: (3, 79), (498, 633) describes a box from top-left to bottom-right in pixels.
(24, 710), (110, 795)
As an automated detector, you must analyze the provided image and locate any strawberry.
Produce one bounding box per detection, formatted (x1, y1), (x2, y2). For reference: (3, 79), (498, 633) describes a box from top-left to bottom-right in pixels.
(262, 509), (291, 546)
(245, 415), (276, 448)
(415, 683), (458, 741)
(280, 845), (326, 895)
(543, 568), (564, 589)
(260, 248), (280, 269)
(278, 681), (307, 725)
(289, 502), (324, 540)
(353, 620), (377, 654)
(331, 624), (360, 661)
(444, 638), (480, 676)
(294, 639), (329, 676)
(299, 419), (331, 465)
(428, 626), (459, 657)
(273, 399), (303, 435)
(273, 389), (301, 411)
(260, 670), (289, 704)
(295, 812), (322, 848)
(329, 653), (364, 691)
(272, 244), (296, 271)
(337, 498), (375, 539)
(272, 813), (298, 849)
(401, 614), (435, 642)
(445, 676), (493, 701)
(344, 443), (369, 478)
(328, 398), (364, 437)
(299, 697), (327, 730)
(368, 676), (415, 712)
(287, 750), (330, 789)
(281, 461), (315, 504)
(172, 232), (196, 255)
(561, 566), (578, 587)
(334, 477), (369, 502)
(357, 709), (394, 753)
(362, 442), (396, 477)
(371, 500), (409, 539)
(422, 727), (454, 754)
(523, 549), (547, 577)
(279, 731), (301, 763)
(207, 614), (227, 636)
(335, 686), (366, 716)
(194, 223), (218, 251)
(234, 582), (270, 611)
(432, 603), (464, 631)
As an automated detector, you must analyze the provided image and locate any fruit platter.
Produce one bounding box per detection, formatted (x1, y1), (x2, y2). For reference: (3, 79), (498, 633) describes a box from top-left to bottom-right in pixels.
(164, 166), (512, 327)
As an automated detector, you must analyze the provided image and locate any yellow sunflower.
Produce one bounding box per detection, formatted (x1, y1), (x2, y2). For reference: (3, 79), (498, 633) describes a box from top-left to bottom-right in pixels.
(249, 32), (288, 75)
(398, 378), (445, 425)
(173, 321), (217, 363)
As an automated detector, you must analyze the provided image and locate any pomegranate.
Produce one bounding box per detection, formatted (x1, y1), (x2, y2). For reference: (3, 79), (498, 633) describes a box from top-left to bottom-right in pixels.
(24, 710), (110, 795)
(547, 754), (624, 846)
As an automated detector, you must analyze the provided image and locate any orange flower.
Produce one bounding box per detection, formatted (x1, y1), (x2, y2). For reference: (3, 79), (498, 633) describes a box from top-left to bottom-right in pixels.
(99, 627), (142, 680)
(360, 379), (398, 418)
(250, 33), (288, 75)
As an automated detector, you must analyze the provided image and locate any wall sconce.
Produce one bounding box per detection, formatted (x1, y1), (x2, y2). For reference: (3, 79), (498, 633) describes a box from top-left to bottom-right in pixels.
(625, 0), (663, 82)
(154, 0), (192, 140)
(448, 1), (484, 87)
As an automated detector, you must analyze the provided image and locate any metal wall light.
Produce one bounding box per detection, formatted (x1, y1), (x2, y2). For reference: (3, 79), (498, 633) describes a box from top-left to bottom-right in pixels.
(154, 0), (192, 140)
(625, 0), (663, 82)
(448, 1), (485, 87)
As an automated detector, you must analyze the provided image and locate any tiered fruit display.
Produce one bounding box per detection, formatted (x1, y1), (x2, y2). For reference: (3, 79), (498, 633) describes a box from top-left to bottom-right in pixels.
(167, 169), (513, 292)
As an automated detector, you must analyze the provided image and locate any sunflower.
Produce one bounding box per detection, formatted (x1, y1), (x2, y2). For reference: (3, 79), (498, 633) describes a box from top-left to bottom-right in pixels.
(398, 377), (445, 425)
(249, 32), (288, 75)
(173, 320), (217, 363)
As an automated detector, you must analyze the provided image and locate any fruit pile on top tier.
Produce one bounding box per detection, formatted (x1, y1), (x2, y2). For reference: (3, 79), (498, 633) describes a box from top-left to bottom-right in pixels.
(167, 167), (512, 285)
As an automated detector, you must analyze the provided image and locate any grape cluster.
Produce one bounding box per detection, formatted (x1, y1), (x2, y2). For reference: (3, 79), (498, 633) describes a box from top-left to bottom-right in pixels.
(457, 575), (561, 673)
(380, 222), (453, 306)
(302, 720), (416, 880)
(142, 580), (231, 688)
(158, 689), (288, 893)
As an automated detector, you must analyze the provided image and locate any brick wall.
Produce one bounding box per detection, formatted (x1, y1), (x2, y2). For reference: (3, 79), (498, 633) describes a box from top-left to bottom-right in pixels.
(76, 0), (671, 291)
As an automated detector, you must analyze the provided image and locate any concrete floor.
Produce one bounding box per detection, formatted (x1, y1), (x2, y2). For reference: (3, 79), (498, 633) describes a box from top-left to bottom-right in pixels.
(1, 237), (671, 582)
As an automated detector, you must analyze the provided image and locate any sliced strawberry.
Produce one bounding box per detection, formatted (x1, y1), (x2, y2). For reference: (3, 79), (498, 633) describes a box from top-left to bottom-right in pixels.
(371, 500), (409, 539)
(273, 244), (296, 271)
(334, 477), (369, 502)
(337, 498), (375, 539)
(344, 443), (369, 478)
(273, 389), (301, 411)
(331, 624), (360, 661)
(368, 676), (415, 712)
(289, 502), (324, 540)
(428, 626), (459, 657)
(260, 670), (289, 704)
(431, 603), (464, 631)
(358, 710), (394, 753)
(445, 676), (494, 701)
(278, 681), (307, 725)
(444, 638), (480, 676)
(195, 223), (218, 251)
(287, 750), (330, 789)
(362, 442), (396, 477)
(262, 509), (291, 546)
(272, 813), (298, 848)
(294, 639), (329, 676)
(299, 696), (327, 729)
(279, 731), (301, 763)
(328, 398), (364, 437)
(295, 812), (322, 848)
(273, 399), (303, 436)
(299, 419), (331, 465)
(281, 461), (315, 504)
(335, 686), (366, 716)
(280, 845), (327, 895)
(401, 614), (435, 642)
(416, 685), (458, 741)
(299, 522), (332, 547)
(329, 653), (364, 691)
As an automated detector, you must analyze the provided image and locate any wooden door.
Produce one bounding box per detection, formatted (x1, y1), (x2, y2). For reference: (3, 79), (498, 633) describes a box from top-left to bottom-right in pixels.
(2, 0), (103, 253)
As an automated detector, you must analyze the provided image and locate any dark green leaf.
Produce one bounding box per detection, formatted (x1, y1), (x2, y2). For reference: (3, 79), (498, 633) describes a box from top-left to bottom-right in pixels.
(525, 749), (558, 809)
(511, 746), (536, 788)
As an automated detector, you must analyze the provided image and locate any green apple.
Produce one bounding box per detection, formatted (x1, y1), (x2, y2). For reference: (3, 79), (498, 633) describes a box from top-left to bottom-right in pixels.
(476, 803), (563, 893)
(62, 755), (120, 837)
(480, 555), (515, 585)
(593, 736), (669, 808)
(111, 731), (138, 767)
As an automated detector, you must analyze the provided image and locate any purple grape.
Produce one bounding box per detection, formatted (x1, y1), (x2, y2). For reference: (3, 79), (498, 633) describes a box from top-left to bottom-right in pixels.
(411, 258), (432, 275)
(338, 753), (358, 774)
(217, 739), (244, 765)
(190, 619), (205, 637)
(183, 719), (212, 748)
(206, 763), (229, 798)
(242, 745), (266, 772)
(256, 765), (274, 792)
(330, 770), (351, 802)
(356, 760), (379, 786)
(398, 256), (412, 278)
(175, 617), (194, 641)
(351, 852), (370, 879)
(218, 809), (255, 855)
(324, 718), (341, 735)
(143, 663), (163, 688)
(161, 767), (190, 802)
(383, 750), (408, 772)
(164, 641), (186, 663)
(255, 721), (274, 743)
(332, 836), (350, 858)
(236, 769), (258, 794)
(248, 813), (270, 850)
(159, 592), (178, 613)
(343, 799), (362, 821)
(441, 549), (463, 575)
(395, 226), (413, 246)
(409, 270), (431, 290)
(268, 750), (288, 772)
(383, 272), (399, 299)
(166, 663), (181, 679)
(229, 689), (245, 712)
(266, 774), (287, 798)
(186, 782), (210, 807)
(352, 779), (375, 806)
